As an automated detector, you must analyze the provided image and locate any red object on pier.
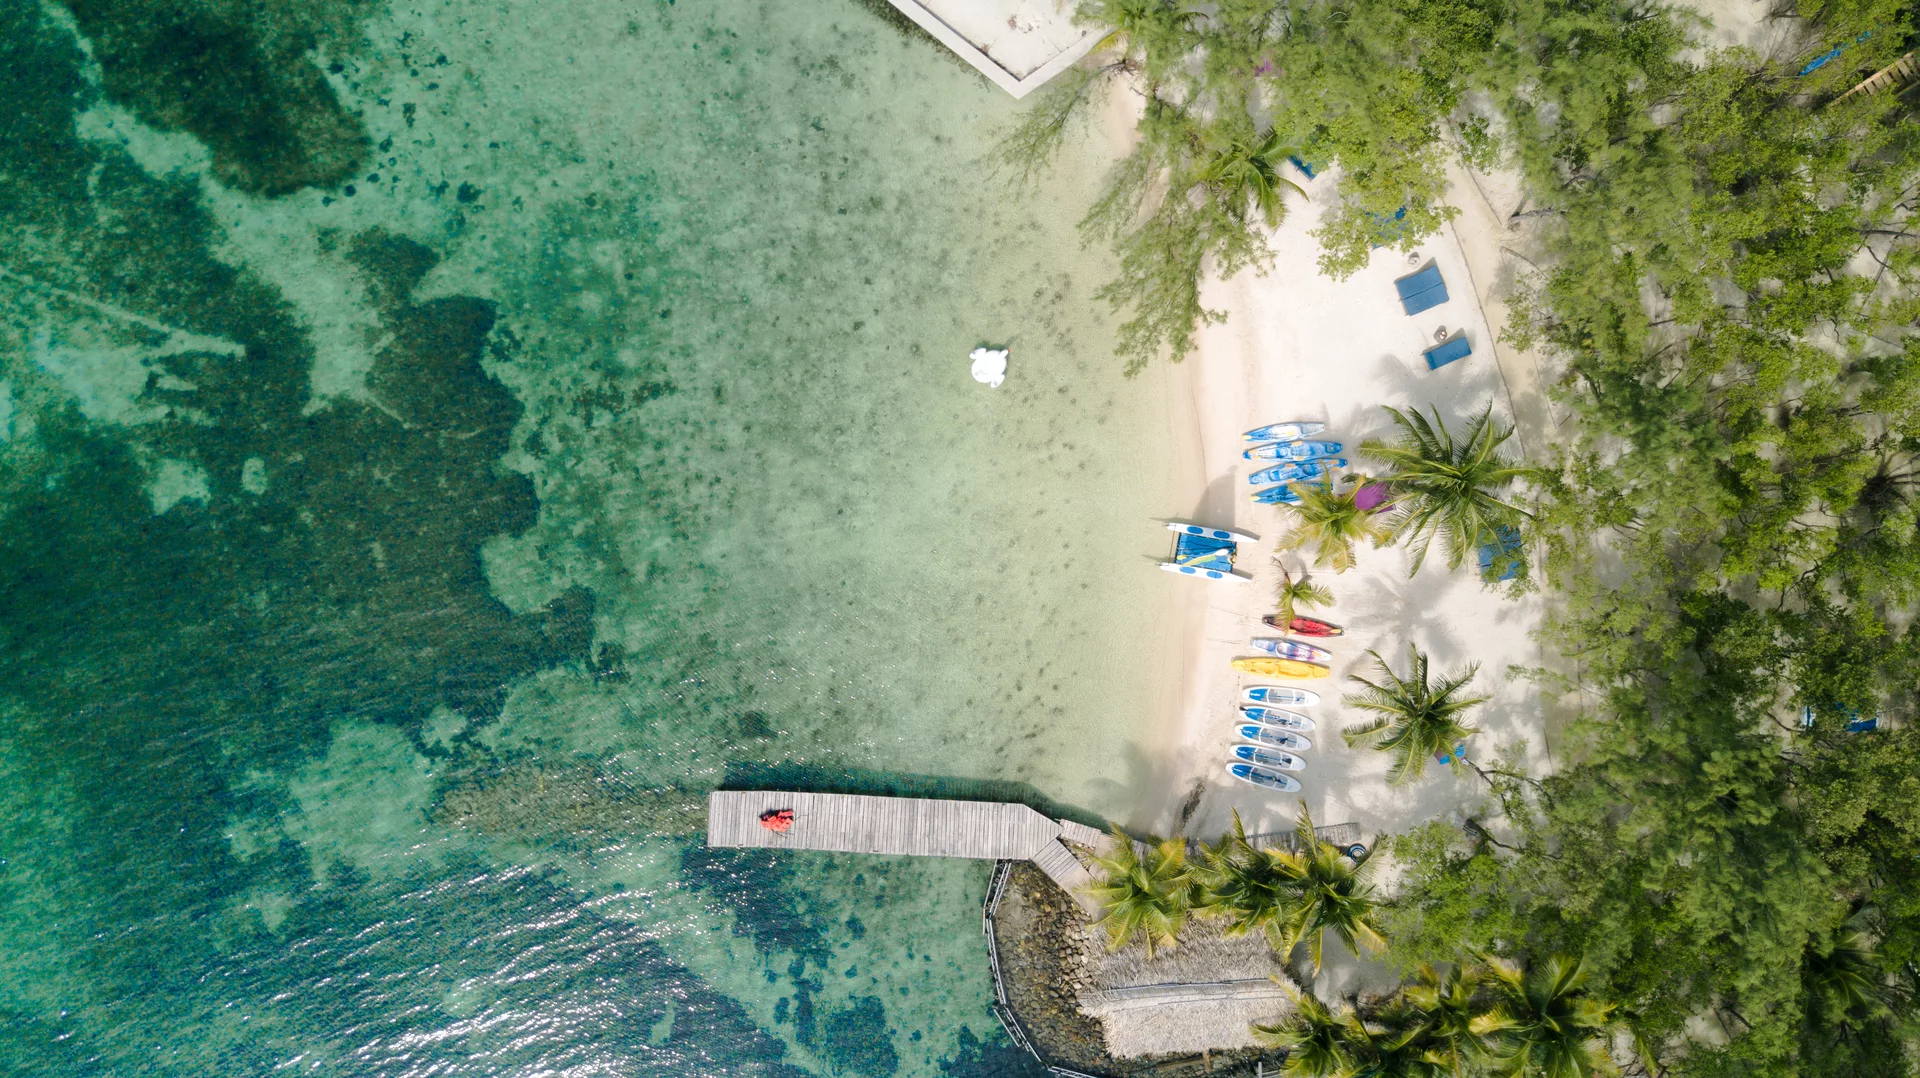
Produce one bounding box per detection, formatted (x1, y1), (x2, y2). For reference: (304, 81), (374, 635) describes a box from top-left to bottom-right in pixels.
(759, 808), (795, 833)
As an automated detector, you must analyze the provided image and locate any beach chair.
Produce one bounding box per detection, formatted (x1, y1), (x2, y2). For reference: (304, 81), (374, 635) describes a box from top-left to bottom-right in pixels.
(1423, 334), (1472, 370)
(1477, 524), (1524, 581)
(1395, 262), (1449, 315)
(1434, 743), (1468, 765)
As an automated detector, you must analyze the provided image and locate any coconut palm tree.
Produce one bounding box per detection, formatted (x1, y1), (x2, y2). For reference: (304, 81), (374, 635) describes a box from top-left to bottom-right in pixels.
(1194, 810), (1297, 948)
(1254, 984), (1358, 1077)
(1803, 931), (1894, 1031)
(1274, 562), (1334, 629)
(1086, 827), (1195, 958)
(1283, 477), (1393, 574)
(1196, 126), (1306, 229)
(1473, 953), (1619, 1078)
(1400, 963), (1490, 1076)
(1341, 645), (1490, 784)
(1269, 803), (1387, 972)
(1361, 404), (1532, 577)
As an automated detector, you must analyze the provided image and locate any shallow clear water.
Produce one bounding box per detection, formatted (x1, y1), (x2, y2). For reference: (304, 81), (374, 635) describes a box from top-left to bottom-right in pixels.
(0, 1), (1183, 1075)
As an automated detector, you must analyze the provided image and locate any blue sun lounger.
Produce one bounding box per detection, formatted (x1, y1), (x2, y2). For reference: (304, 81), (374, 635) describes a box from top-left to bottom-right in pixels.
(1395, 262), (1450, 315)
(1424, 334), (1472, 370)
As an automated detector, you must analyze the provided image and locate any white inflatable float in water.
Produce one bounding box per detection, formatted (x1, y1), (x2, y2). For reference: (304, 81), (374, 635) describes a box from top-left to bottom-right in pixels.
(969, 347), (1007, 388)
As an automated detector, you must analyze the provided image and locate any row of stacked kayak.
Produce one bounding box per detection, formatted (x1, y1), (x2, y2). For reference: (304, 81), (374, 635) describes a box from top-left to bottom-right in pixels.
(1226, 685), (1319, 793)
(1242, 421), (1343, 506)
(1226, 623), (1347, 793)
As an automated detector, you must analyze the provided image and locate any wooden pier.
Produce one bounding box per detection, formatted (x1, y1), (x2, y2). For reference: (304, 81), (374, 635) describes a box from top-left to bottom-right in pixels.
(706, 790), (1100, 910)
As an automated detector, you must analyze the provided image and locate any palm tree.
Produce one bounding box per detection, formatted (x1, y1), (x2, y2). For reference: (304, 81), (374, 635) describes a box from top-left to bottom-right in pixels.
(1086, 827), (1195, 958)
(1342, 645), (1490, 784)
(1194, 810), (1297, 948)
(1361, 404), (1532, 577)
(1196, 126), (1306, 229)
(1803, 931), (1893, 1031)
(1284, 477), (1393, 574)
(1269, 803), (1387, 972)
(1473, 954), (1619, 1078)
(1254, 984), (1358, 1077)
(1275, 562), (1334, 629)
(1400, 964), (1489, 1076)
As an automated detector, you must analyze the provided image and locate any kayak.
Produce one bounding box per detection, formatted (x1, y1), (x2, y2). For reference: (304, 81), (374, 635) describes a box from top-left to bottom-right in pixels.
(1248, 458), (1346, 487)
(1233, 657), (1330, 678)
(1236, 726), (1314, 754)
(1243, 440), (1343, 462)
(1242, 421), (1326, 443)
(1243, 686), (1320, 707)
(1227, 762), (1302, 793)
(1251, 638), (1333, 663)
(1242, 706), (1315, 732)
(1262, 615), (1343, 637)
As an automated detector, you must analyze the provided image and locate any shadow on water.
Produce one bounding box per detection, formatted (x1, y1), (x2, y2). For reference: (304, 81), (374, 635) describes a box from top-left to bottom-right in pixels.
(720, 761), (1115, 833)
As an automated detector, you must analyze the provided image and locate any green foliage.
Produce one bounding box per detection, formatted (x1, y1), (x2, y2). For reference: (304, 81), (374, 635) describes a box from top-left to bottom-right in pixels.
(1283, 476), (1393, 573)
(1196, 809), (1306, 950)
(1193, 807), (1385, 970)
(1275, 563), (1335, 627)
(1362, 404), (1533, 579)
(1475, 954), (1620, 1078)
(1088, 826), (1197, 957)
(1342, 645), (1490, 785)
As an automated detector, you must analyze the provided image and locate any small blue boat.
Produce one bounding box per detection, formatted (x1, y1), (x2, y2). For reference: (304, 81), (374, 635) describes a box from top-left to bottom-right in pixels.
(1241, 706), (1314, 732)
(1243, 686), (1319, 707)
(1235, 729), (1312, 753)
(1227, 762), (1302, 792)
(1158, 521), (1259, 585)
(1251, 484), (1302, 506)
(1229, 734), (1306, 770)
(1244, 440), (1343, 462)
(1248, 457), (1346, 487)
(1242, 421), (1325, 443)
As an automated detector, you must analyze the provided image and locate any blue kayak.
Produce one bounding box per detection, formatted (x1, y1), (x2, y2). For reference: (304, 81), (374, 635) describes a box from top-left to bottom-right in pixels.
(1251, 484), (1302, 506)
(1244, 440), (1343, 462)
(1248, 457), (1347, 487)
(1243, 421), (1325, 443)
(1227, 762), (1302, 792)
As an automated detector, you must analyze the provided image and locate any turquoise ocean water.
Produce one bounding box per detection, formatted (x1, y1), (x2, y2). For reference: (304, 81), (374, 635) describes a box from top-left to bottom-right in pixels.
(0, 1), (1182, 1074)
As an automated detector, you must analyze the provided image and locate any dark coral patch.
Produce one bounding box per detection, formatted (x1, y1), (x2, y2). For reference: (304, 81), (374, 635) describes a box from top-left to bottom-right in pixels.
(61, 0), (372, 195)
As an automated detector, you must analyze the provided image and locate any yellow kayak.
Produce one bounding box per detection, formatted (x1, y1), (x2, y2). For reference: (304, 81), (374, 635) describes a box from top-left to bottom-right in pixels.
(1232, 657), (1330, 679)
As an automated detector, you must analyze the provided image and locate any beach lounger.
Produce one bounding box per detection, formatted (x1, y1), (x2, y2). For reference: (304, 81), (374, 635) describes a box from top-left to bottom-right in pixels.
(1424, 334), (1472, 370)
(1477, 524), (1523, 581)
(1395, 262), (1450, 315)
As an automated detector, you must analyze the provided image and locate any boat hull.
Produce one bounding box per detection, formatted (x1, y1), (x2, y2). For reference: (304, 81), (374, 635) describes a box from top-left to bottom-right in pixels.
(1159, 562), (1252, 584)
(1235, 728), (1313, 753)
(1243, 440), (1343, 462)
(1243, 421), (1326, 443)
(1266, 615), (1343, 636)
(1248, 457), (1347, 487)
(1242, 686), (1320, 707)
(1228, 737), (1306, 770)
(1227, 762), (1303, 792)
(1241, 706), (1314, 731)
(1250, 638), (1333, 663)
(1233, 657), (1330, 678)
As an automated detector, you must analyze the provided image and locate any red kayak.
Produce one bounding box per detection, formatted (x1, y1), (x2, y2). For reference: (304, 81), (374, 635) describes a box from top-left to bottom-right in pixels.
(1263, 615), (1343, 636)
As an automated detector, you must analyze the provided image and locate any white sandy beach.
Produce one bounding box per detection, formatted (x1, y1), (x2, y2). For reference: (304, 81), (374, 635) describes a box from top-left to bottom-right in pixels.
(1109, 111), (1573, 1009)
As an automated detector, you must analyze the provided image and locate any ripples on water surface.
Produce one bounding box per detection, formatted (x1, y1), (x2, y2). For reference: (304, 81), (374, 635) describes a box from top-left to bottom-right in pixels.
(0, 0), (1182, 1074)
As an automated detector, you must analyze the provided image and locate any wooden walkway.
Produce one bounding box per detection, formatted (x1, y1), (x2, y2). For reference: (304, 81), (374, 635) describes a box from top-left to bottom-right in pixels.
(707, 791), (1099, 909)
